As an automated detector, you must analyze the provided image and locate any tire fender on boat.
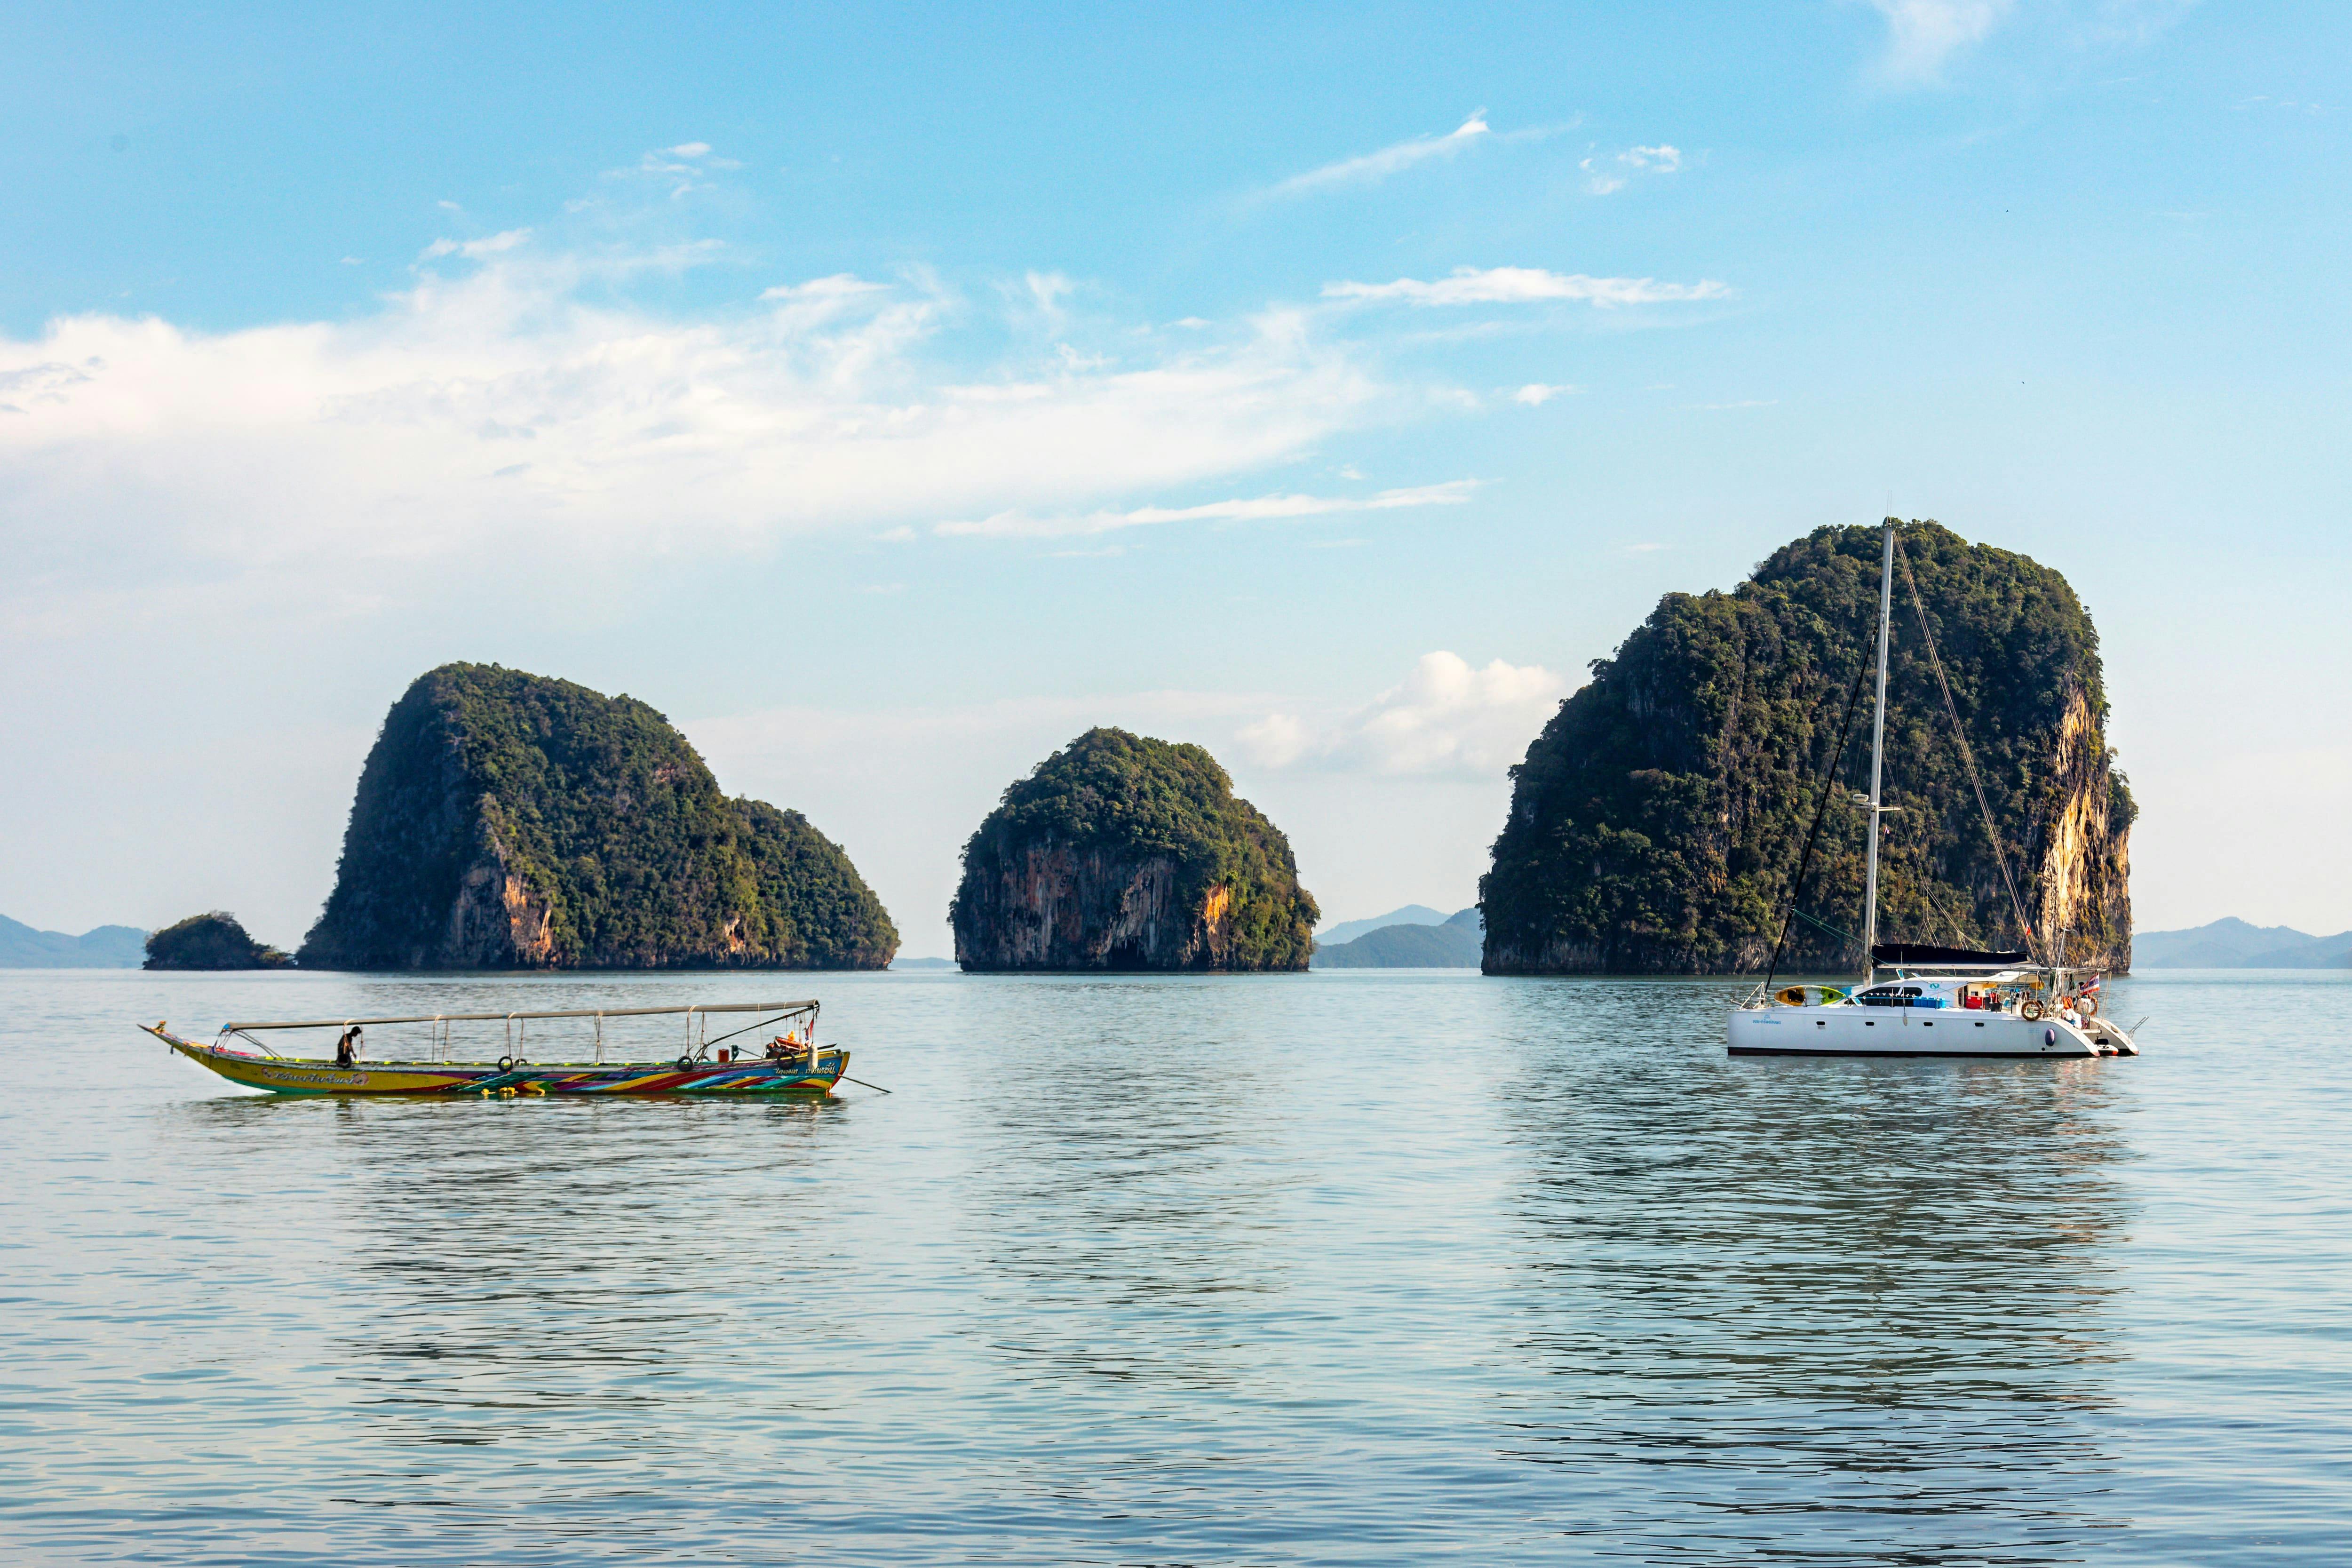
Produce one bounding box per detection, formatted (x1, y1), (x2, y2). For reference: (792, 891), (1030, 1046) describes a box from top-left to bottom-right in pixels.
(2045, 1028), (2057, 1047)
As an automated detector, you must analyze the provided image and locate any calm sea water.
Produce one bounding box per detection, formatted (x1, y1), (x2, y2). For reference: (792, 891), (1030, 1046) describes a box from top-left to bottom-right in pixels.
(2, 968), (2347, 1565)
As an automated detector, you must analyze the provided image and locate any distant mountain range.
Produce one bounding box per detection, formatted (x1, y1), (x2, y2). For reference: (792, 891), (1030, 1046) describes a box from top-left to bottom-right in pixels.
(2134, 918), (2351, 969)
(0, 915), (148, 968)
(1314, 906), (1483, 968)
(1316, 905), (1453, 947)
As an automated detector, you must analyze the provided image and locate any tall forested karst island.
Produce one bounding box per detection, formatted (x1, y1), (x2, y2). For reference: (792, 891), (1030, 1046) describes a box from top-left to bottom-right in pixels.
(952, 728), (1319, 972)
(1482, 522), (2133, 975)
(299, 663), (897, 970)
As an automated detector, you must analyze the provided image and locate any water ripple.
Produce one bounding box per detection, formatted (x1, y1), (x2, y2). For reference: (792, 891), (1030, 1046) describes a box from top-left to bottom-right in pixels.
(3, 968), (2349, 1563)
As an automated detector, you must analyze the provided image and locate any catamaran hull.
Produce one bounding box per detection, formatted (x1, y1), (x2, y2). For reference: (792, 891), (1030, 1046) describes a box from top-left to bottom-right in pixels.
(148, 1029), (847, 1096)
(1728, 1006), (2100, 1058)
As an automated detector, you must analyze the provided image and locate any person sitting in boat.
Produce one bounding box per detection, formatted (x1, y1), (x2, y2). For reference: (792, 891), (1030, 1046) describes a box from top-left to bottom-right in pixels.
(335, 1027), (361, 1068)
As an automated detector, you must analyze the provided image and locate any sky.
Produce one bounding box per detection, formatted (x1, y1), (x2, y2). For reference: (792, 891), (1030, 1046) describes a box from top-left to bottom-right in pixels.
(3, 0), (2347, 955)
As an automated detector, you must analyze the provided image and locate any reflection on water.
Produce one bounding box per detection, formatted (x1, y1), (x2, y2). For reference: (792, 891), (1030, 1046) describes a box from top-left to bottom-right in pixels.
(1488, 982), (2133, 1558)
(5, 968), (2351, 1564)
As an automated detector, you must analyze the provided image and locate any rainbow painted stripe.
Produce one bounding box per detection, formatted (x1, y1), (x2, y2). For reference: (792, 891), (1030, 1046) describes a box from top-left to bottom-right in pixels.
(143, 1025), (845, 1097)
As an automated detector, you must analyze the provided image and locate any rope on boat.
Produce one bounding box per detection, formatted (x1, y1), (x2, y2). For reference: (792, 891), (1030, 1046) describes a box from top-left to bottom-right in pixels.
(843, 1076), (893, 1094)
(1761, 647), (1875, 996)
(1893, 533), (2041, 965)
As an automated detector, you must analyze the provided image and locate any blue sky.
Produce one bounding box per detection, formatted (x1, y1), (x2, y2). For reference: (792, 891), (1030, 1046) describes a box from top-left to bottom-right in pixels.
(3, 1), (2346, 951)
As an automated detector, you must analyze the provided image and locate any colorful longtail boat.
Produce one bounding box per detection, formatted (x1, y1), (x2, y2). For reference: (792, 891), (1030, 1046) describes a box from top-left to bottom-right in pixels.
(143, 1001), (848, 1096)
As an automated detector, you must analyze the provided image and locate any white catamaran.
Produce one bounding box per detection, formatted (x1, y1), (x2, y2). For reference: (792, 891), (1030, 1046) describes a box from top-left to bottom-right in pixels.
(1727, 522), (2139, 1061)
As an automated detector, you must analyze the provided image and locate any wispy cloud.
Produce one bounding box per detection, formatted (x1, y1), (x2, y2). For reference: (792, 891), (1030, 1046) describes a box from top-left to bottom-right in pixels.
(1581, 143), (1683, 195)
(1237, 652), (1568, 777)
(1268, 113), (1490, 196)
(0, 252), (1402, 606)
(617, 140), (740, 196)
(1513, 382), (1580, 405)
(1868, 0), (2011, 84)
(937, 480), (1477, 541)
(1325, 265), (1730, 308)
(2234, 94), (2335, 116)
(418, 228), (533, 261)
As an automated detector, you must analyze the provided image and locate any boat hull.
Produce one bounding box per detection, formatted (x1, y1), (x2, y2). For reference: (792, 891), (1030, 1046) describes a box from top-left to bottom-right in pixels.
(1728, 1005), (2099, 1058)
(148, 1028), (847, 1096)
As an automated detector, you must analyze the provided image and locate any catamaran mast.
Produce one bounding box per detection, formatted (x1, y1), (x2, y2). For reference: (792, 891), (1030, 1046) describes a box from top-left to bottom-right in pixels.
(1859, 519), (1895, 983)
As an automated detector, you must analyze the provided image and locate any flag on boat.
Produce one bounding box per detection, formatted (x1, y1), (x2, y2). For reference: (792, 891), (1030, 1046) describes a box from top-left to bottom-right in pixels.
(2081, 975), (2101, 994)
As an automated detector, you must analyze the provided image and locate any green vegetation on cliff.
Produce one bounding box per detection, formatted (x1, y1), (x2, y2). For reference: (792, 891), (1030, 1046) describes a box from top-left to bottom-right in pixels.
(952, 727), (1319, 971)
(300, 663), (896, 970)
(145, 912), (292, 970)
(1482, 522), (2134, 974)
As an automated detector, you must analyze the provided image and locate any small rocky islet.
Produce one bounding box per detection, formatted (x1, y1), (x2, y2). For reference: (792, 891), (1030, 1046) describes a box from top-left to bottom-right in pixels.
(950, 727), (1318, 972)
(143, 912), (292, 971)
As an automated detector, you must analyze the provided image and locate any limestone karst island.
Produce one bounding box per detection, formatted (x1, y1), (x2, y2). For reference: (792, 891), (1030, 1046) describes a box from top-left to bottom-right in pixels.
(951, 727), (1319, 972)
(1481, 522), (2133, 975)
(297, 663), (897, 970)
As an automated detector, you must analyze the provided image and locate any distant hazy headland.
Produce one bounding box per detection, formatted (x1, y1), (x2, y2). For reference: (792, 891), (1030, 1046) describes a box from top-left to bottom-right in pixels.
(0, 916), (146, 969)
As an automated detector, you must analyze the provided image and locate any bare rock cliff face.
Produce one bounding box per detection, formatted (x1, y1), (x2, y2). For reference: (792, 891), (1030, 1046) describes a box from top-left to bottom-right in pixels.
(952, 728), (1316, 973)
(299, 663), (897, 971)
(1480, 522), (2133, 975)
(954, 843), (1243, 970)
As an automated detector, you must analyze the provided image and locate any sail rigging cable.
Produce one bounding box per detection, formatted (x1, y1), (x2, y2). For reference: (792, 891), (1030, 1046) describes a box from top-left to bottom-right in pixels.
(1892, 533), (2040, 964)
(1761, 648), (1875, 994)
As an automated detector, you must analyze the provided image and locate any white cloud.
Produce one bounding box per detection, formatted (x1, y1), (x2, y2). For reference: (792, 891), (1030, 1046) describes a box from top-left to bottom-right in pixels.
(1582, 143), (1683, 194)
(937, 480), (1476, 540)
(1268, 113), (1491, 196)
(0, 251), (1401, 604)
(1026, 271), (1074, 322)
(1513, 382), (1580, 405)
(418, 227), (533, 261)
(1868, 0), (2011, 83)
(621, 141), (736, 194)
(1237, 651), (1570, 777)
(1325, 265), (1730, 308)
